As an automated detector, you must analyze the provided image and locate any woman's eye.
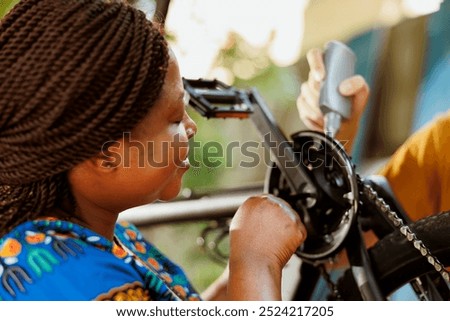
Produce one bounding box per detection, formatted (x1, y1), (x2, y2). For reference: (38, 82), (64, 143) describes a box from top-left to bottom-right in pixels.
(173, 116), (183, 124)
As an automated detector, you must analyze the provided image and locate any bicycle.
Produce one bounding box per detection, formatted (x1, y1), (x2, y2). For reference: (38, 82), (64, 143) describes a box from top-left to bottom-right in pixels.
(112, 12), (449, 295)
(121, 72), (450, 300)
(173, 69), (450, 300)
(118, 0), (450, 302)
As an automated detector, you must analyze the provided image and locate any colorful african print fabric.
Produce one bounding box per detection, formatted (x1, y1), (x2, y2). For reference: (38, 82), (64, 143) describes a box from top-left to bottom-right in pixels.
(0, 218), (201, 301)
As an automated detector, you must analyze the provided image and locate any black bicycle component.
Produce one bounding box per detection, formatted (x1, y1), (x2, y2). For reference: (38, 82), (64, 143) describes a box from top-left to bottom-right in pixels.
(197, 219), (231, 266)
(184, 78), (317, 196)
(183, 77), (449, 301)
(338, 211), (450, 300)
(344, 221), (384, 300)
(358, 175), (412, 240)
(265, 131), (358, 261)
(183, 78), (254, 119)
(291, 262), (321, 300)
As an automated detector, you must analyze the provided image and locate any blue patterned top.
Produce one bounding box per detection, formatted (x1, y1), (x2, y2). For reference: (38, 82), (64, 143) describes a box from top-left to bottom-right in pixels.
(0, 218), (201, 301)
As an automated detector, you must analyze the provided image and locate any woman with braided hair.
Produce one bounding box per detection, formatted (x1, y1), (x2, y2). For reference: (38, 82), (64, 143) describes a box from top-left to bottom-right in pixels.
(0, 0), (306, 301)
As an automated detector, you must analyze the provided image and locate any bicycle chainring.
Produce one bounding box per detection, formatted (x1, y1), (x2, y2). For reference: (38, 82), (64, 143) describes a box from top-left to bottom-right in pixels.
(264, 131), (359, 261)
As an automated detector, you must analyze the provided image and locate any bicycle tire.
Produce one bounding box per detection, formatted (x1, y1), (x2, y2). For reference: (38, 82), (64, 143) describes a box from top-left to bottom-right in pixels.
(338, 211), (450, 299)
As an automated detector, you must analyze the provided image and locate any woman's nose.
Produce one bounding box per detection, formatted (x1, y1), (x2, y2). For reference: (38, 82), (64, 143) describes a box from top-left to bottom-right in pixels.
(184, 113), (197, 139)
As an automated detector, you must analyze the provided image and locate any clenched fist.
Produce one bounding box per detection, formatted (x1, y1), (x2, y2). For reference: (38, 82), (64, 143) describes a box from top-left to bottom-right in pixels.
(227, 194), (306, 300)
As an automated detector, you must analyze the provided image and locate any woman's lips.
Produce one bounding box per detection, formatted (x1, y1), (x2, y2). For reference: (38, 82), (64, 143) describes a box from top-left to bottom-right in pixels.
(178, 156), (190, 169)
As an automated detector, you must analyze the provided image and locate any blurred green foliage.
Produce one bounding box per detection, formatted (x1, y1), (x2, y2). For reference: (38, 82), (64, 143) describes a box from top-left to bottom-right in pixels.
(0, 0), (19, 19)
(182, 33), (300, 193)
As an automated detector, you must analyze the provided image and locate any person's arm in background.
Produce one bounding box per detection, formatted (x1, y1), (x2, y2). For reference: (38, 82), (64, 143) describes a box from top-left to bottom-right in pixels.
(378, 112), (450, 220)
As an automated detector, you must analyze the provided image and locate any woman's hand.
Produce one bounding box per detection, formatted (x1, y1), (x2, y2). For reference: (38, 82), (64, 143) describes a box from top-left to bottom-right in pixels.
(227, 194), (306, 300)
(297, 48), (370, 152)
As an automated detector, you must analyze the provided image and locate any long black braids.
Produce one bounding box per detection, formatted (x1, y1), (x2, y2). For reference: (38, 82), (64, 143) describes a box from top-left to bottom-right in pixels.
(0, 0), (169, 235)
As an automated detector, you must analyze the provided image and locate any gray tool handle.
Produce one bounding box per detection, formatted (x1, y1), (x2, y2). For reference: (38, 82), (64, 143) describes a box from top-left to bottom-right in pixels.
(319, 41), (356, 120)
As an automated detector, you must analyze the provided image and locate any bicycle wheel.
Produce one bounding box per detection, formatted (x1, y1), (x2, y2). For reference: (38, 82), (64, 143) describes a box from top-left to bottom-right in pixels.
(337, 211), (450, 299)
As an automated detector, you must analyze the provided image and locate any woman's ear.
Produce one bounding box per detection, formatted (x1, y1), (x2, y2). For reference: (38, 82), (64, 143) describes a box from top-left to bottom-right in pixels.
(68, 141), (121, 192)
(93, 141), (122, 172)
(77, 140), (122, 174)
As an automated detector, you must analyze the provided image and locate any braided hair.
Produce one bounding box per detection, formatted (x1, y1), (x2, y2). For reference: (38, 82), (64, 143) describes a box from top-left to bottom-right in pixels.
(0, 0), (169, 235)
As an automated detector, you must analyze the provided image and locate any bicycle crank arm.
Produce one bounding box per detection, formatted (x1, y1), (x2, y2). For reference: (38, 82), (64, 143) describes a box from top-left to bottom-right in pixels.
(183, 78), (317, 195)
(249, 89), (317, 195)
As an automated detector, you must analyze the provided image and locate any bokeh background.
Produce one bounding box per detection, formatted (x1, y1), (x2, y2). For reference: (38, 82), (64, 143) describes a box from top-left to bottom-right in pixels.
(1, 0), (449, 294)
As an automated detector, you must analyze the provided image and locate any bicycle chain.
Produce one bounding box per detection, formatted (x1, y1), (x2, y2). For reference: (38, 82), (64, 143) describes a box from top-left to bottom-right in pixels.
(319, 264), (341, 300)
(361, 180), (450, 282)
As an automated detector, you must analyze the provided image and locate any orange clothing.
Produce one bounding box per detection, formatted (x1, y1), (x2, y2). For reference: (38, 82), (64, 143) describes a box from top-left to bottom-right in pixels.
(379, 110), (450, 221)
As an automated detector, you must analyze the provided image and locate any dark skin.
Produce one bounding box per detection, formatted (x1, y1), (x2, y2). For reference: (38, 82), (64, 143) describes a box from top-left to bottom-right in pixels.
(66, 51), (306, 300)
(67, 52), (196, 240)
